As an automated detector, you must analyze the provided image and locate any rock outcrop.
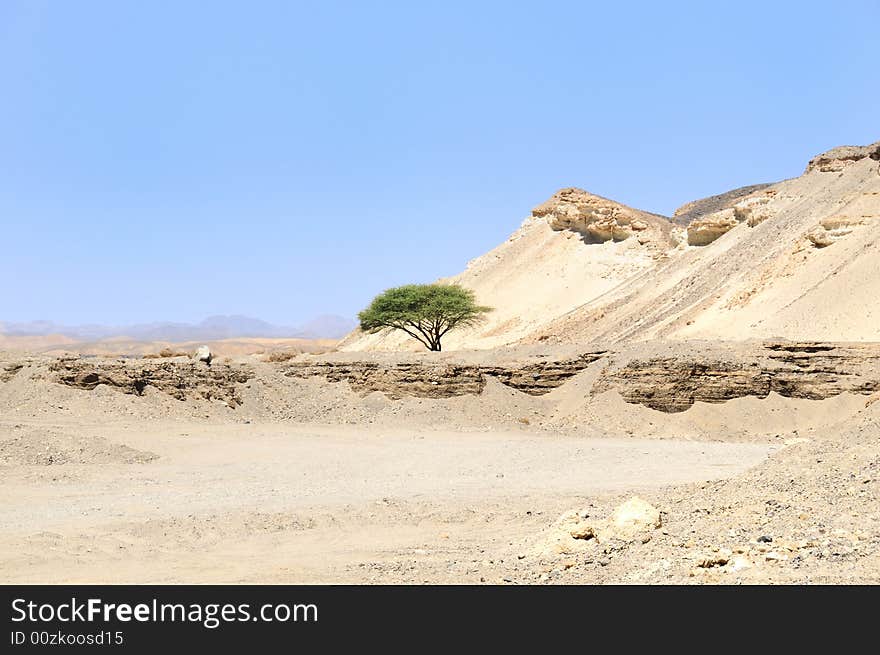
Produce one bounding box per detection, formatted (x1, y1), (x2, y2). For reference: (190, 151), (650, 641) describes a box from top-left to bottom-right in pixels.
(673, 183), (773, 227)
(50, 358), (253, 406)
(686, 208), (739, 246)
(686, 189), (778, 245)
(532, 187), (671, 244)
(281, 351), (607, 399)
(806, 191), (880, 247)
(591, 342), (880, 412)
(805, 141), (880, 173)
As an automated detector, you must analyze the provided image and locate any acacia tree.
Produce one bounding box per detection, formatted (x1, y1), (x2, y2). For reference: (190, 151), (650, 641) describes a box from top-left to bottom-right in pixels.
(358, 284), (492, 351)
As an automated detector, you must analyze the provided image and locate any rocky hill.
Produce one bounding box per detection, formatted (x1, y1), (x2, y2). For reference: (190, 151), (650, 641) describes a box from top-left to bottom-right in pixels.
(342, 139), (880, 350)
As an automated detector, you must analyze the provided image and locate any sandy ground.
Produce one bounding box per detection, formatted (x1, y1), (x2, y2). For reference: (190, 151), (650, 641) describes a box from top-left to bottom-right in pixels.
(0, 421), (772, 583)
(2, 346), (879, 584)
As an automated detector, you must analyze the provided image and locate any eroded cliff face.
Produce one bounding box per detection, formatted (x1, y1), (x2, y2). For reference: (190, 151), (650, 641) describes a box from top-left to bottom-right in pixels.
(592, 342), (880, 412)
(531, 187), (676, 247)
(672, 183), (773, 227)
(685, 189), (778, 245)
(10, 341), (880, 414)
(282, 352), (607, 398)
(49, 358), (254, 406)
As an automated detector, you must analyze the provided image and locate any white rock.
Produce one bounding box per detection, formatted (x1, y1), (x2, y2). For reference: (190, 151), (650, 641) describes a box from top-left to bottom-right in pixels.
(729, 556), (753, 572)
(611, 497), (662, 534)
(193, 345), (213, 365)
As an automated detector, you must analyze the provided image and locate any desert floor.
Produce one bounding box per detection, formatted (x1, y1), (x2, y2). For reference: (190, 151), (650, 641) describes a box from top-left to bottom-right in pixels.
(0, 421), (771, 583)
(2, 349), (879, 584)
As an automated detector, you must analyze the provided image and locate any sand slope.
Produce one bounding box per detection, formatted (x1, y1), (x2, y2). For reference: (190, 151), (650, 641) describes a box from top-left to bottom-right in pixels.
(343, 140), (880, 350)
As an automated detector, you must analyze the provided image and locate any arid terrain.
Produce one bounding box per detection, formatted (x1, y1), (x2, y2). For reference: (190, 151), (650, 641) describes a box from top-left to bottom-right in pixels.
(2, 140), (879, 584)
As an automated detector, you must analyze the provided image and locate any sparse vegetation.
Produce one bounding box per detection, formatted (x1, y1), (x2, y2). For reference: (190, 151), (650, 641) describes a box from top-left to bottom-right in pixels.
(358, 284), (492, 351)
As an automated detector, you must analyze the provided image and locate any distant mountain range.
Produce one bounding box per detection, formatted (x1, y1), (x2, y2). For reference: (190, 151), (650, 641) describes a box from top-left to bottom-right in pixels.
(0, 314), (357, 341)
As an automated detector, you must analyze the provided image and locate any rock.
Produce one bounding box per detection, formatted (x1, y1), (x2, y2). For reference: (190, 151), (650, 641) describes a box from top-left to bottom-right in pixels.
(807, 213), (874, 248)
(608, 497), (661, 538)
(686, 190), (777, 245)
(733, 193), (775, 227)
(569, 524), (596, 541)
(697, 553), (730, 568)
(672, 183), (773, 226)
(50, 358), (251, 406)
(687, 208), (739, 246)
(590, 342), (880, 413)
(757, 535), (773, 543)
(194, 345), (213, 365)
(282, 351), (606, 399)
(532, 187), (671, 246)
(728, 556), (752, 572)
(805, 141), (880, 173)
(764, 551), (787, 562)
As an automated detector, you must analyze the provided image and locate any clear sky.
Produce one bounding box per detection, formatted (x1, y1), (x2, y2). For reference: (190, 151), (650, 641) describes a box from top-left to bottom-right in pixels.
(2, 1), (878, 326)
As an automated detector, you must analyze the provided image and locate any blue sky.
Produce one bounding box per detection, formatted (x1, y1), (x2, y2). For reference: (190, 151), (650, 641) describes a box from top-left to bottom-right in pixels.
(2, 1), (878, 325)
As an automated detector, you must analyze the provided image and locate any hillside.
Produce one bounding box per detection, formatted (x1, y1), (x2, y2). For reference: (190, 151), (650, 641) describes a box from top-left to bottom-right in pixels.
(340, 189), (682, 351)
(342, 140), (880, 350)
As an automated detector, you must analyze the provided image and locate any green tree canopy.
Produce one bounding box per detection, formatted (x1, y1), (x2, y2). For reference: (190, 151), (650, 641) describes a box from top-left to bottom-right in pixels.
(358, 284), (492, 351)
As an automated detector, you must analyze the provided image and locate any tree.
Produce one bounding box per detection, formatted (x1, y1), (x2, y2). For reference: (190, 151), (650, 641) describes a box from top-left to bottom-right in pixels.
(358, 284), (492, 351)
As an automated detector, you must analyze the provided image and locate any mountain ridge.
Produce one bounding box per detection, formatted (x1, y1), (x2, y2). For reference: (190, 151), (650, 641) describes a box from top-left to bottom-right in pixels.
(0, 314), (357, 342)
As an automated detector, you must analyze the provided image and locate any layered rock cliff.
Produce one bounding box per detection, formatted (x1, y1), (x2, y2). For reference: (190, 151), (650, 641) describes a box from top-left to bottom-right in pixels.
(49, 358), (254, 406)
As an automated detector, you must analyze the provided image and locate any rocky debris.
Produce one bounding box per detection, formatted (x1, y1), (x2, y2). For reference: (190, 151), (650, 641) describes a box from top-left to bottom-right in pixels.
(592, 342), (880, 412)
(532, 187), (670, 245)
(49, 358), (253, 406)
(805, 141), (880, 173)
(672, 183), (773, 227)
(281, 352), (606, 399)
(193, 345), (213, 365)
(534, 510), (603, 558)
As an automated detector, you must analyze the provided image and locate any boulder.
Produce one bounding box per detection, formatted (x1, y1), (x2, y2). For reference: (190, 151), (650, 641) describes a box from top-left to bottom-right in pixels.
(609, 497), (662, 536)
(193, 345), (213, 365)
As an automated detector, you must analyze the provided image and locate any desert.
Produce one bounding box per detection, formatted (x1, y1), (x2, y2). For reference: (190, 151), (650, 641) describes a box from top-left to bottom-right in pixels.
(3, 140), (880, 585)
